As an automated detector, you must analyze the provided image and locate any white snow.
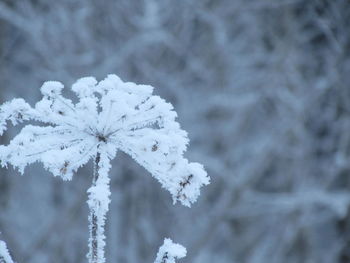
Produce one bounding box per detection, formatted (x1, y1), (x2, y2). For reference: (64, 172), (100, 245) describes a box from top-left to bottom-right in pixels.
(40, 81), (64, 96)
(0, 98), (32, 135)
(154, 239), (187, 263)
(0, 240), (14, 263)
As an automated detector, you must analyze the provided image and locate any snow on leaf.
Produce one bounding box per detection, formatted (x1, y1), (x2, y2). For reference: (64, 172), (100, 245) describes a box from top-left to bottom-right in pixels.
(154, 239), (187, 263)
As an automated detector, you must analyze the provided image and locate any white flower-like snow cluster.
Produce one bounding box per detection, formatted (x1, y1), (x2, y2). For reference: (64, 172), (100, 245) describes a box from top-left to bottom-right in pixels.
(0, 74), (209, 207)
(154, 239), (187, 263)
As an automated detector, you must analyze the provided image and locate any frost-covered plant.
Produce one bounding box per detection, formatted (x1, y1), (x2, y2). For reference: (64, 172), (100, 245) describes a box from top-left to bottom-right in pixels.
(154, 239), (187, 263)
(0, 240), (14, 263)
(0, 74), (209, 263)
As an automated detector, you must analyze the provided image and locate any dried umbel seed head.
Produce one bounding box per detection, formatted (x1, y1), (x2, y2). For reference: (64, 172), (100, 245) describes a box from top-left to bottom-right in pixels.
(0, 74), (208, 263)
(0, 74), (209, 204)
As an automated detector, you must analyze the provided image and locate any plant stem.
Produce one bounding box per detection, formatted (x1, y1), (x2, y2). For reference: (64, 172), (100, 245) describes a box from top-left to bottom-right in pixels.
(89, 152), (101, 263)
(88, 149), (111, 263)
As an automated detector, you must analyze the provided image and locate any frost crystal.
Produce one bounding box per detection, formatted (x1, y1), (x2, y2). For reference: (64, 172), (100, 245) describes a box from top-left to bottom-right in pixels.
(0, 240), (14, 263)
(154, 239), (187, 263)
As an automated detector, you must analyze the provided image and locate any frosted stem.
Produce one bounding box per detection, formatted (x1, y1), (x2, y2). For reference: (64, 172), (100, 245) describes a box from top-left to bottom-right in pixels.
(87, 149), (111, 263)
(88, 152), (104, 263)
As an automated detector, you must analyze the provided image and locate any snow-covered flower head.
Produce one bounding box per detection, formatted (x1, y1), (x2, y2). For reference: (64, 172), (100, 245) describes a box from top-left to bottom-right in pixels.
(155, 238), (187, 263)
(0, 74), (209, 206)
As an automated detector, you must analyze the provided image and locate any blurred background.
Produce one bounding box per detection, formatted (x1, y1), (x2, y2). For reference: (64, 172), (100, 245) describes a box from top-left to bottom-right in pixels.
(0, 0), (350, 262)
